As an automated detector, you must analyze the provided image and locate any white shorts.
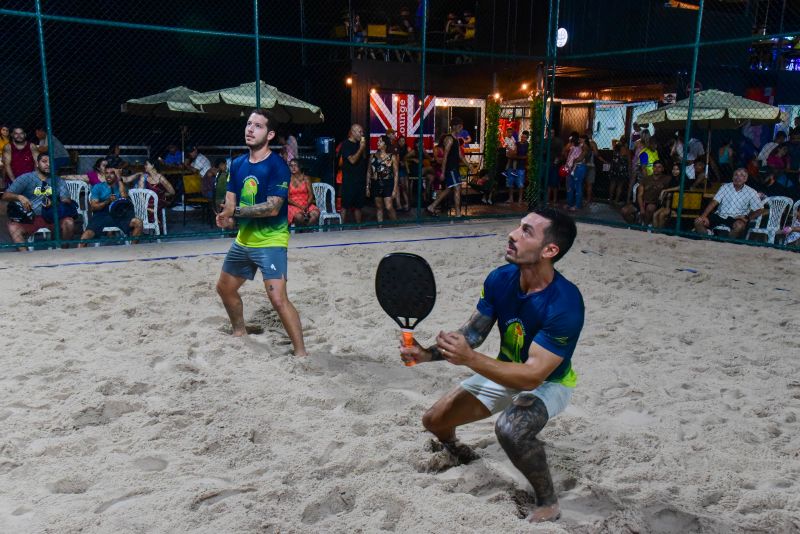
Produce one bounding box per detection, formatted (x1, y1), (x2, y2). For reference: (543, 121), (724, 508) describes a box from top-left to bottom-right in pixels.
(460, 374), (573, 419)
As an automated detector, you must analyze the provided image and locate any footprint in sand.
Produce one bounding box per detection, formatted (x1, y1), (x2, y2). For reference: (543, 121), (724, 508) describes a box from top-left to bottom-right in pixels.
(300, 487), (356, 524)
(132, 456), (168, 472)
(71, 400), (140, 428)
(47, 477), (92, 494)
(190, 488), (256, 511)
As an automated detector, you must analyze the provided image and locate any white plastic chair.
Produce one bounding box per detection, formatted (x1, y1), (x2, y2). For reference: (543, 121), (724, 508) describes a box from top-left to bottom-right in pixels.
(748, 195), (794, 243)
(312, 182), (342, 229)
(128, 188), (166, 236)
(64, 180), (90, 230)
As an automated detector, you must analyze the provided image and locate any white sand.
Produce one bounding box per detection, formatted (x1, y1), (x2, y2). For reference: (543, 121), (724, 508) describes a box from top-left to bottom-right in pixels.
(1, 220), (799, 533)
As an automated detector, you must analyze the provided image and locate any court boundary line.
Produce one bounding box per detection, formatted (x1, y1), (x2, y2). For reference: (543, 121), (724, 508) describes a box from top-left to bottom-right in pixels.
(16, 233), (497, 270)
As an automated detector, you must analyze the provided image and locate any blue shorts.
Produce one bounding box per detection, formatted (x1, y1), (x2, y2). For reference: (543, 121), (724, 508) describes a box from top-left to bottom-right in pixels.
(87, 211), (134, 236)
(222, 242), (288, 281)
(444, 169), (462, 189)
(460, 374), (573, 418)
(506, 168), (526, 189)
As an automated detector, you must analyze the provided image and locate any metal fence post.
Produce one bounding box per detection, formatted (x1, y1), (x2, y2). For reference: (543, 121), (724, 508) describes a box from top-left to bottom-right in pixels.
(34, 0), (59, 246)
(675, 0), (705, 229)
(254, 0), (261, 107)
(540, 0), (560, 209)
(416, 0), (428, 222)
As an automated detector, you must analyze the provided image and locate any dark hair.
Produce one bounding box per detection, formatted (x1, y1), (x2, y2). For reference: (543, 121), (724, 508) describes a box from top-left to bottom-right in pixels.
(186, 145), (198, 153)
(379, 134), (392, 148)
(143, 157), (162, 171)
(108, 144), (119, 153)
(534, 207), (577, 263)
(249, 108), (276, 132)
(522, 130), (529, 136)
(450, 116), (463, 128)
(36, 152), (49, 162)
(214, 158), (227, 167)
(92, 157), (107, 171)
(653, 159), (664, 167)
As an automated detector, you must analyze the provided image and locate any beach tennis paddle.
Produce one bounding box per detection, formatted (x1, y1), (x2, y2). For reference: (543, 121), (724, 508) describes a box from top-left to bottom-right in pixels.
(375, 253), (436, 366)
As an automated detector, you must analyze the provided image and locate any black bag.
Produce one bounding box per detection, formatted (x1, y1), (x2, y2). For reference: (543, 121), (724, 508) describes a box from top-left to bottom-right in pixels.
(6, 200), (34, 224)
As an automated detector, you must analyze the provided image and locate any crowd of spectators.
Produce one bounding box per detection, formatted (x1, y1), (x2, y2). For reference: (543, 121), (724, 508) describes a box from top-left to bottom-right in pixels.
(545, 120), (800, 242)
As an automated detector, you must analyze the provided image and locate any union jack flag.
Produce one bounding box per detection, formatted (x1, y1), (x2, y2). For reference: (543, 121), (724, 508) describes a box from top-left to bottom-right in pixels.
(369, 92), (436, 151)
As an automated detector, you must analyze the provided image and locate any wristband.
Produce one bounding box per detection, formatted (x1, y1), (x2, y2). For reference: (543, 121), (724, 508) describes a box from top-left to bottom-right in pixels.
(233, 206), (241, 218)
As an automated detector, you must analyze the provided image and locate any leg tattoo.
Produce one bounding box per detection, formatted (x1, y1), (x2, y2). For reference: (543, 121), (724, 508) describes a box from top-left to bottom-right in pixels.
(495, 394), (557, 507)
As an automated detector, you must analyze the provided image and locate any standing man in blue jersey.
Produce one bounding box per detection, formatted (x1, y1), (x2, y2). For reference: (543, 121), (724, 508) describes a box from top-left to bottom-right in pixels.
(401, 208), (584, 523)
(216, 109), (307, 357)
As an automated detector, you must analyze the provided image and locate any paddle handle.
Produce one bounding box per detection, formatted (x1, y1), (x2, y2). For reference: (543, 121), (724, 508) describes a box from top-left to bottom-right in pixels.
(401, 328), (416, 367)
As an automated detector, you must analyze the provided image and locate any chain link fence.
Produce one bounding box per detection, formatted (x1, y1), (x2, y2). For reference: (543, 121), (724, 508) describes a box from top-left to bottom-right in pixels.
(1, 1), (798, 251)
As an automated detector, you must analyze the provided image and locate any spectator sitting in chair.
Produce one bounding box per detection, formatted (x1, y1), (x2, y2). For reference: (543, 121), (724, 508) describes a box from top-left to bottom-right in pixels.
(622, 160), (671, 225)
(125, 158), (176, 209)
(287, 158), (320, 228)
(184, 145), (212, 180)
(756, 166), (795, 200)
(2, 154), (76, 249)
(160, 144), (183, 166)
(694, 167), (762, 238)
(79, 164), (143, 246)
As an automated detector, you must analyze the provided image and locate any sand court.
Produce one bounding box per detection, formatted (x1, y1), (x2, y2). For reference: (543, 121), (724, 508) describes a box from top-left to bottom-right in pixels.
(1, 220), (799, 533)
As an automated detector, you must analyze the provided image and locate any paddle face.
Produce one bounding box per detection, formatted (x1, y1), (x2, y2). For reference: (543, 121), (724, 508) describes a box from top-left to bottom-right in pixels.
(375, 253), (436, 330)
(109, 198), (135, 220)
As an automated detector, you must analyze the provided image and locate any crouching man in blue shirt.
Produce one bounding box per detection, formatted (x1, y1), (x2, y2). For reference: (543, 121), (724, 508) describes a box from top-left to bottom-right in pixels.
(401, 208), (585, 524)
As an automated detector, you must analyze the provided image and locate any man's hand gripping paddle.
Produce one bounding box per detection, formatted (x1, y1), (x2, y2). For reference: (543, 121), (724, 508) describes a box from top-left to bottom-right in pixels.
(375, 253), (436, 366)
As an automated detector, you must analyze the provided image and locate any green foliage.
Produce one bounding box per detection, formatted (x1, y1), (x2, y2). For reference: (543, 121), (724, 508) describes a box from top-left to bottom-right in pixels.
(484, 98), (500, 179)
(526, 95), (544, 209)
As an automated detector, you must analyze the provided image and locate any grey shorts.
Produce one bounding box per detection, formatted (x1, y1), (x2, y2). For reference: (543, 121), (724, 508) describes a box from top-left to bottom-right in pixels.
(222, 242), (288, 281)
(461, 374), (573, 418)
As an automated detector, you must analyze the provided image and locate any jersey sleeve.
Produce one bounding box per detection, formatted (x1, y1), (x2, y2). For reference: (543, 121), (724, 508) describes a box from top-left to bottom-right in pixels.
(476, 269), (498, 318)
(265, 160), (290, 199)
(532, 290), (584, 360)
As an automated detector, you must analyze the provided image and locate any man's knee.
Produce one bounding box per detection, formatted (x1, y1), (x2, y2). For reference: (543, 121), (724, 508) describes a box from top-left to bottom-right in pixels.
(494, 395), (548, 450)
(265, 281), (289, 308)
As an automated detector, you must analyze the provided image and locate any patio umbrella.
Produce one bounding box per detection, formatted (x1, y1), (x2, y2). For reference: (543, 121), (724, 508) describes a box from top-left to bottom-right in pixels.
(121, 86), (205, 118)
(190, 81), (324, 124)
(636, 89), (781, 172)
(122, 86), (216, 161)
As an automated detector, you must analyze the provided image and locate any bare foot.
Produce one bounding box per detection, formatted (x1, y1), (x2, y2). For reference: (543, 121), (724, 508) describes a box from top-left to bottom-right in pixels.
(232, 329), (247, 337)
(293, 350), (308, 357)
(527, 502), (560, 523)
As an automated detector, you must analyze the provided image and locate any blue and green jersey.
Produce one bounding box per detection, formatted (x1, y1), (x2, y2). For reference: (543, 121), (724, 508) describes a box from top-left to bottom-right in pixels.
(477, 265), (584, 387)
(227, 153), (290, 248)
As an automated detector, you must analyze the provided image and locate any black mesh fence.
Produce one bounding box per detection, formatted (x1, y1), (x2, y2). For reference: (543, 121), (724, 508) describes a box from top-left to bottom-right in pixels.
(1, 1), (798, 251)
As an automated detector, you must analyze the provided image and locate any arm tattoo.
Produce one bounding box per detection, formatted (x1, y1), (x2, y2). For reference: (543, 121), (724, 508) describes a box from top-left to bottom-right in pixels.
(458, 310), (496, 348)
(425, 311), (494, 362)
(237, 196), (284, 218)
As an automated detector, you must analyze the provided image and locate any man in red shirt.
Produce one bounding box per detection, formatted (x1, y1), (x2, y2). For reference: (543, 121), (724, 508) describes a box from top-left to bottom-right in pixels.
(2, 127), (38, 185)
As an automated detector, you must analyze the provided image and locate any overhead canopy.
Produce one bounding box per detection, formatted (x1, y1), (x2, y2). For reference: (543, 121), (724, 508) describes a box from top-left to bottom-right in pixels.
(121, 86), (206, 118)
(635, 89), (781, 130)
(190, 81), (324, 124)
